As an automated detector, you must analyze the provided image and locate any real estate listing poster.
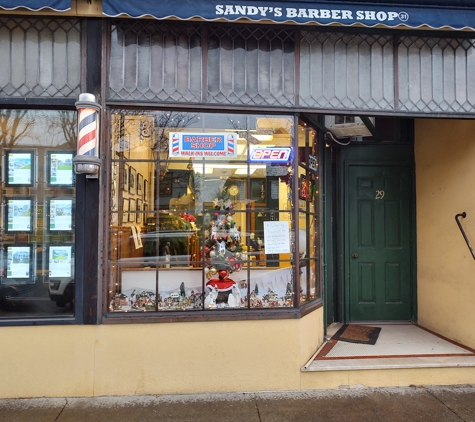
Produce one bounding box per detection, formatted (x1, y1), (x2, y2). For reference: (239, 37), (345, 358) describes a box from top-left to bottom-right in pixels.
(7, 199), (32, 232)
(49, 245), (72, 278)
(49, 199), (73, 231)
(6, 152), (33, 186)
(49, 152), (73, 186)
(7, 246), (31, 278)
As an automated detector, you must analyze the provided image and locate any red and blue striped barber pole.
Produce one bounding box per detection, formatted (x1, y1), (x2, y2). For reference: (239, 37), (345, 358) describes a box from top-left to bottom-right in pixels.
(227, 134), (235, 156)
(78, 107), (98, 156)
(73, 93), (102, 176)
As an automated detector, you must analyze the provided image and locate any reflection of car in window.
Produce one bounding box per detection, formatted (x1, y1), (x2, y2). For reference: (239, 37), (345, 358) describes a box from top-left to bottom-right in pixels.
(117, 230), (196, 267)
(49, 279), (74, 308)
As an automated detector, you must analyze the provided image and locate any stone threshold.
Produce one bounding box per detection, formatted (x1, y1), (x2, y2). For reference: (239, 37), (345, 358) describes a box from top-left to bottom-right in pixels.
(302, 355), (475, 372)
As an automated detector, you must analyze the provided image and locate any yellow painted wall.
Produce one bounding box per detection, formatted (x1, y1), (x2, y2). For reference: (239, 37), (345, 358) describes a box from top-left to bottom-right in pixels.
(0, 308), (323, 398)
(415, 118), (475, 349)
(4, 118), (475, 399)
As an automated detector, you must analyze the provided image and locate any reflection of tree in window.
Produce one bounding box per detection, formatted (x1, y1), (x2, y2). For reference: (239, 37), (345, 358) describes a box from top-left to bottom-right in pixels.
(0, 110), (35, 147)
(152, 111), (199, 180)
(159, 173), (173, 196)
(0, 110), (77, 148)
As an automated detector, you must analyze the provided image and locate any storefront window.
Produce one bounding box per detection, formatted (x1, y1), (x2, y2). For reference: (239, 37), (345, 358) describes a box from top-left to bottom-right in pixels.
(0, 110), (76, 318)
(108, 110), (320, 313)
(297, 121), (320, 304)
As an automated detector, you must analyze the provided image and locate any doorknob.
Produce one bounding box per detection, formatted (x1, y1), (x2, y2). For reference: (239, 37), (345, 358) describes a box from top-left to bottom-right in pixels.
(352, 253), (359, 258)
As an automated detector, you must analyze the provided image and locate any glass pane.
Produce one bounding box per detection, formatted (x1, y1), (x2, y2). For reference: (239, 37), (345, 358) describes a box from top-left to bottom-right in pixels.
(297, 120), (321, 305)
(398, 36), (475, 113)
(299, 32), (394, 111)
(109, 111), (298, 312)
(109, 21), (202, 102)
(207, 26), (295, 106)
(0, 18), (81, 99)
(0, 110), (76, 318)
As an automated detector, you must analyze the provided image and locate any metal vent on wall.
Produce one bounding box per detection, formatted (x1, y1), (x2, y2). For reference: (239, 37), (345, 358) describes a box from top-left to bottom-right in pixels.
(324, 116), (374, 138)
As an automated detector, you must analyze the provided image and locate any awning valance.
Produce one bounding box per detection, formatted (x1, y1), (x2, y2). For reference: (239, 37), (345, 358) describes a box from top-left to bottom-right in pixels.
(102, 0), (475, 31)
(0, 0), (71, 11)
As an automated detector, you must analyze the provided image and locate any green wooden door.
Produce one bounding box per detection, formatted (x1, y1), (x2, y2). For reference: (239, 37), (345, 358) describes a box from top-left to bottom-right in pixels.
(347, 165), (413, 321)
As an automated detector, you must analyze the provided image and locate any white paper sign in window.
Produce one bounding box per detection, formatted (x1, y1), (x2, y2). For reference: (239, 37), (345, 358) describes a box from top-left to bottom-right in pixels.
(263, 221), (291, 254)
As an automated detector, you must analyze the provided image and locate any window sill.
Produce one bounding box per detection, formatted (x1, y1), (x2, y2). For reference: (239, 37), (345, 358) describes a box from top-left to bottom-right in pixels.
(102, 300), (323, 324)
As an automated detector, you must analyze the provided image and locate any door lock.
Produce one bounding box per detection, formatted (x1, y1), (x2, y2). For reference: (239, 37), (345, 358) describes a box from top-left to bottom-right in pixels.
(352, 253), (359, 258)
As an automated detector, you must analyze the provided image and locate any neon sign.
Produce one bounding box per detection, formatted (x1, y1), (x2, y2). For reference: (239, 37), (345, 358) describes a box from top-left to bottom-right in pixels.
(169, 132), (237, 158)
(250, 147), (292, 163)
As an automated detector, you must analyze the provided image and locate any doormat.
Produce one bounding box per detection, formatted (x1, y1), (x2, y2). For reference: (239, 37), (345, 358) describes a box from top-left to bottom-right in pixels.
(332, 324), (381, 345)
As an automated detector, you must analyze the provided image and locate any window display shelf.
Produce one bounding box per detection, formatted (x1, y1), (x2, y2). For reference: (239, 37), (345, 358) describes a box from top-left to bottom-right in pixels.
(111, 266), (293, 312)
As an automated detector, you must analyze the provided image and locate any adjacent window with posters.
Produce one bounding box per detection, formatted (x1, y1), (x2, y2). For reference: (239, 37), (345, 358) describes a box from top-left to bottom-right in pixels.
(0, 110), (76, 318)
(108, 110), (321, 314)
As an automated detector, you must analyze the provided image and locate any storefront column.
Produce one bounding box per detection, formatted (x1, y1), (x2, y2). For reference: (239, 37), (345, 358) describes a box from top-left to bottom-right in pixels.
(75, 18), (103, 324)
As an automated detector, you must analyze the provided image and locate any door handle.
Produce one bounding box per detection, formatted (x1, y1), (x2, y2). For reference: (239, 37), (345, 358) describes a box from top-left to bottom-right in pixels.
(352, 253), (359, 259)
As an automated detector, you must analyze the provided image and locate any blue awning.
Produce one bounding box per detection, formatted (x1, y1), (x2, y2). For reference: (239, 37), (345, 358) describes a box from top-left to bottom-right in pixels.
(102, 0), (475, 31)
(0, 0), (71, 11)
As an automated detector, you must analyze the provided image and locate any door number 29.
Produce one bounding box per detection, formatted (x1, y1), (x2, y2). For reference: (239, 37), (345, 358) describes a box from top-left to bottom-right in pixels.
(375, 190), (385, 199)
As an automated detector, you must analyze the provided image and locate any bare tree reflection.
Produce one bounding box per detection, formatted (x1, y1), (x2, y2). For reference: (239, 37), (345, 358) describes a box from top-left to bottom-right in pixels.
(152, 111), (199, 179)
(0, 110), (35, 147)
(48, 111), (76, 149)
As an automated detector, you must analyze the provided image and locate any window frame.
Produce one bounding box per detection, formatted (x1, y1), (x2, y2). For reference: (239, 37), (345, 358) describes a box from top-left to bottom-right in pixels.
(102, 108), (324, 323)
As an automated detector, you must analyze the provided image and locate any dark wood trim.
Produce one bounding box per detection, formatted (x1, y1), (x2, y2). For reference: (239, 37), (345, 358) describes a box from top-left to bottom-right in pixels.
(0, 317), (76, 327)
(102, 302), (323, 324)
(293, 115), (301, 308)
(0, 98), (76, 108)
(75, 17), (104, 325)
(85, 18), (103, 100)
(300, 299), (324, 317)
(201, 25), (208, 103)
(99, 22), (111, 320)
(104, 100), (475, 120)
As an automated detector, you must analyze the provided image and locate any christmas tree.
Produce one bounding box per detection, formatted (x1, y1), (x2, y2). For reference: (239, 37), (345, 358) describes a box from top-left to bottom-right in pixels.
(203, 196), (246, 283)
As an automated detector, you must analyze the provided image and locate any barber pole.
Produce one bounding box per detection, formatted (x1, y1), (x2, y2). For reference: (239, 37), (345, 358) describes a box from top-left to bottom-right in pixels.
(171, 133), (180, 155)
(77, 107), (98, 156)
(227, 134), (235, 156)
(73, 93), (102, 176)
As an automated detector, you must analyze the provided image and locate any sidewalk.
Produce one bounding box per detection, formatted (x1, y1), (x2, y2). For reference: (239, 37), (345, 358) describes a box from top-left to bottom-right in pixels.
(1, 385), (475, 422)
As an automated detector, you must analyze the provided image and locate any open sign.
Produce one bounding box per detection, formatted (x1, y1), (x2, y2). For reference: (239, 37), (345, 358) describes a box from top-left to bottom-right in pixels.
(250, 147), (291, 163)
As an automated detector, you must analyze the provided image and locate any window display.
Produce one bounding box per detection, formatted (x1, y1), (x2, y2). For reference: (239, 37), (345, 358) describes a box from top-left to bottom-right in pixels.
(0, 110), (76, 318)
(108, 111), (321, 313)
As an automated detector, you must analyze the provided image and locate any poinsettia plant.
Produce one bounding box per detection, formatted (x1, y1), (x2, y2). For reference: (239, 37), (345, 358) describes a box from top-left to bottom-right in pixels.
(180, 213), (197, 223)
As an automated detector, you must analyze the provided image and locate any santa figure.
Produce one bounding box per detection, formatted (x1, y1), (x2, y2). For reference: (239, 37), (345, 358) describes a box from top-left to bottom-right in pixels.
(205, 269), (237, 304)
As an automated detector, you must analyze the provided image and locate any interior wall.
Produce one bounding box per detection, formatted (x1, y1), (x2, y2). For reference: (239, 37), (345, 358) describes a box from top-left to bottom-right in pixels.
(415, 118), (475, 348)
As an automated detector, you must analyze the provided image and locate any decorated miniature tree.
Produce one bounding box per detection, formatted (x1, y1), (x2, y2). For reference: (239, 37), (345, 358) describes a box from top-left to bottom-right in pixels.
(201, 196), (247, 304)
(202, 197), (245, 275)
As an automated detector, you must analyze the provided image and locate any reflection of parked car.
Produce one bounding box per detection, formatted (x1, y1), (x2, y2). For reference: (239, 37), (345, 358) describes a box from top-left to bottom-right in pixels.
(116, 230), (196, 267)
(49, 279), (74, 308)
